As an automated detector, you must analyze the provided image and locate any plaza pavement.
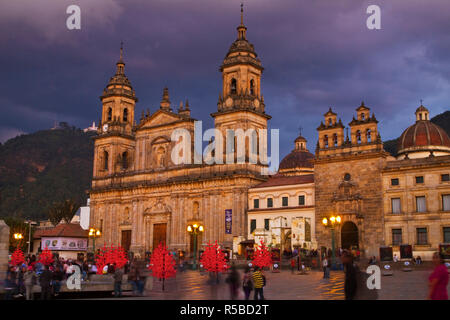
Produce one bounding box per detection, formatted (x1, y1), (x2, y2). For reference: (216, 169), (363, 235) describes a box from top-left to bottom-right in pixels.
(81, 267), (449, 300)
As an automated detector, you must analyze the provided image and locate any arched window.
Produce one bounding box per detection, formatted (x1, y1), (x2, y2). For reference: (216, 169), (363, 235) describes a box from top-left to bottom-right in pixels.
(250, 79), (255, 95)
(356, 130), (361, 144)
(361, 113), (365, 120)
(324, 135), (329, 148)
(366, 129), (372, 142)
(107, 108), (112, 121)
(333, 133), (338, 147)
(122, 151), (128, 169)
(328, 118), (332, 126)
(103, 151), (109, 170)
(123, 108), (128, 122)
(230, 78), (237, 94)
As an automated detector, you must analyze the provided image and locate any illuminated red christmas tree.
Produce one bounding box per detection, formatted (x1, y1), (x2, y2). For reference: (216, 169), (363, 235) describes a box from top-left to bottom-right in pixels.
(148, 242), (176, 291)
(252, 241), (272, 269)
(11, 248), (25, 266)
(199, 241), (229, 273)
(38, 248), (54, 266)
(95, 244), (128, 274)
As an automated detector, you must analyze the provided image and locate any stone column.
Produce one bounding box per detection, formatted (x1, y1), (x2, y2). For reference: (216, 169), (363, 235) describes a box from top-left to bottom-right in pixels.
(0, 220), (10, 293)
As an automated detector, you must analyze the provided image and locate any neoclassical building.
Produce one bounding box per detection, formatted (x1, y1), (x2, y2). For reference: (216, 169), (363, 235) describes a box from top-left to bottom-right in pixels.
(247, 136), (316, 252)
(89, 8), (271, 255)
(382, 106), (450, 260)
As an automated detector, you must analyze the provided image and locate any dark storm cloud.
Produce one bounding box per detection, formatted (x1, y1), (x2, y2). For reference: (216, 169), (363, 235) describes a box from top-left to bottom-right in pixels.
(1, 0), (450, 161)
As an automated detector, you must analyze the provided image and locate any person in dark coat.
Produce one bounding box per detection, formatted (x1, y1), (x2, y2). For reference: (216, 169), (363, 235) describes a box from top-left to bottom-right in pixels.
(342, 251), (357, 300)
(226, 265), (240, 300)
(39, 265), (53, 300)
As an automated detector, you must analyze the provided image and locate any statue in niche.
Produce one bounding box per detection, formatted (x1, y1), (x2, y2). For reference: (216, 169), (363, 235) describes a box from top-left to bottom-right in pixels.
(193, 201), (199, 219)
(156, 146), (165, 167)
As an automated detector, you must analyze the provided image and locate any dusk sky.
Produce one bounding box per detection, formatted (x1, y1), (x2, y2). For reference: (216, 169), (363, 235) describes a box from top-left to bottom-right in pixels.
(1, 0), (450, 159)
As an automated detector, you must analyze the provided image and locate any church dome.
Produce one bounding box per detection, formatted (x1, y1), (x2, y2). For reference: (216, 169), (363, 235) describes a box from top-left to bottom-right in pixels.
(278, 135), (315, 175)
(397, 105), (450, 159)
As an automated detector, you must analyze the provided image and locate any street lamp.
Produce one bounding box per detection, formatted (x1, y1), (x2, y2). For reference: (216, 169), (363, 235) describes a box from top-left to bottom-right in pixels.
(322, 215), (341, 270)
(89, 228), (101, 253)
(25, 220), (37, 255)
(187, 223), (204, 269)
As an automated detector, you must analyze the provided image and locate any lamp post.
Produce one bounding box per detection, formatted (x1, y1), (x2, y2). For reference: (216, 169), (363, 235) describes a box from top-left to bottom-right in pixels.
(89, 228), (101, 254)
(13, 232), (24, 248)
(25, 220), (37, 255)
(187, 223), (204, 270)
(322, 215), (341, 270)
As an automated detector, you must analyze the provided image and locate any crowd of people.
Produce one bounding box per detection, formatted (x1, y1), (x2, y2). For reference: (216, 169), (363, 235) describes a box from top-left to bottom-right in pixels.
(3, 253), (146, 300)
(3, 249), (448, 301)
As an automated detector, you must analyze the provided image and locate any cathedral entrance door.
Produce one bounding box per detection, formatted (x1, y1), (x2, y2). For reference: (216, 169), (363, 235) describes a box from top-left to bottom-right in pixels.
(121, 230), (131, 252)
(153, 223), (167, 249)
(341, 221), (359, 250)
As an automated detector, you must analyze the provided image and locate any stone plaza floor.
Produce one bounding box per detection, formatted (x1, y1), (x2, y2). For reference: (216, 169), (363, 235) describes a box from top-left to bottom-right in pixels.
(83, 267), (450, 300)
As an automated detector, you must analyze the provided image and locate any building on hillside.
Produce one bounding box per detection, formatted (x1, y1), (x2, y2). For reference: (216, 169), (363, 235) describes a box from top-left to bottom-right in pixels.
(382, 106), (450, 260)
(83, 122), (98, 133)
(89, 7), (271, 256)
(70, 198), (91, 230)
(33, 223), (89, 260)
(247, 136), (316, 254)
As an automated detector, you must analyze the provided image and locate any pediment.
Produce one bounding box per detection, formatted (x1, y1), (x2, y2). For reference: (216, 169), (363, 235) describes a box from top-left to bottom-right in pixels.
(138, 110), (183, 129)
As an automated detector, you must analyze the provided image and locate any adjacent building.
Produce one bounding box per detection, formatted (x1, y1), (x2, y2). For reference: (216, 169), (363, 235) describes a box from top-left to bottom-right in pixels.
(247, 136), (316, 252)
(382, 106), (450, 259)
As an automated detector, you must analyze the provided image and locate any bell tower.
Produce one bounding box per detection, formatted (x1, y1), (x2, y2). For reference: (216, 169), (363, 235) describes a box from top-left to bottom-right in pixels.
(216, 4), (266, 114)
(212, 4), (271, 168)
(99, 43), (137, 135)
(93, 44), (137, 177)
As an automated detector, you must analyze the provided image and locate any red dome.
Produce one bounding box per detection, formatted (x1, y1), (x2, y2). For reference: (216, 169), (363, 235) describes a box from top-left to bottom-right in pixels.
(279, 150), (315, 170)
(398, 120), (450, 155)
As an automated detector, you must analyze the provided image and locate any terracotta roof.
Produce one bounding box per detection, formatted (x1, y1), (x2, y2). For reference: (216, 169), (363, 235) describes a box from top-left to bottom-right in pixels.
(33, 223), (88, 239)
(252, 174), (314, 188)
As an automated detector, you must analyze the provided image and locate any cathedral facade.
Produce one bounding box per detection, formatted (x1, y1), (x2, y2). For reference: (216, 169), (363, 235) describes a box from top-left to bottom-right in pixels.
(89, 9), (271, 256)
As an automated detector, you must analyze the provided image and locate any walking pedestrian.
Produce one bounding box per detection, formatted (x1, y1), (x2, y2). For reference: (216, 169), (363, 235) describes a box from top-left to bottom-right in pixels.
(252, 266), (265, 300)
(343, 251), (357, 300)
(290, 258), (296, 274)
(428, 252), (448, 300)
(24, 266), (36, 300)
(52, 266), (64, 296)
(128, 263), (140, 296)
(242, 267), (253, 300)
(322, 256), (329, 278)
(113, 264), (124, 297)
(39, 265), (53, 300)
(226, 265), (240, 300)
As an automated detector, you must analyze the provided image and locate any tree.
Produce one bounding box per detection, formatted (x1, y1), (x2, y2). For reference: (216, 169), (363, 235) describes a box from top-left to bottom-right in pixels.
(48, 199), (80, 226)
(4, 216), (29, 252)
(148, 242), (177, 291)
(95, 244), (128, 274)
(252, 241), (272, 269)
(60, 199), (80, 223)
(38, 248), (54, 266)
(11, 248), (25, 266)
(199, 241), (229, 280)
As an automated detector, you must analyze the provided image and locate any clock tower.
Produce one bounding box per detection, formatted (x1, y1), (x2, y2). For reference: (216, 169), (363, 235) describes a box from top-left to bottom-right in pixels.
(93, 44), (137, 177)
